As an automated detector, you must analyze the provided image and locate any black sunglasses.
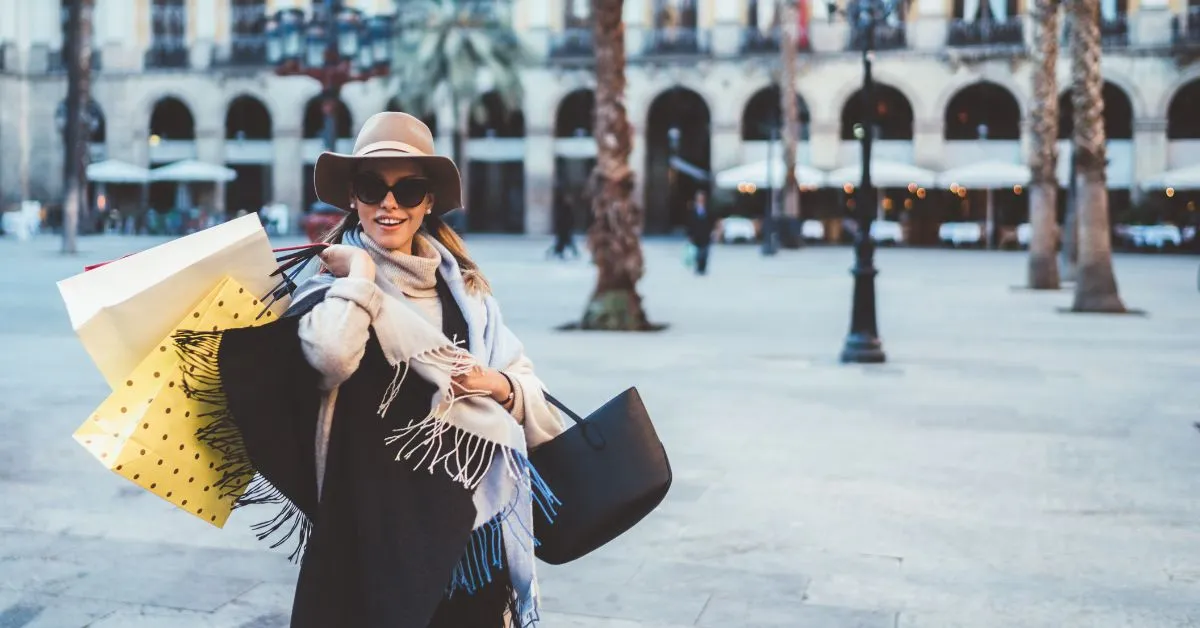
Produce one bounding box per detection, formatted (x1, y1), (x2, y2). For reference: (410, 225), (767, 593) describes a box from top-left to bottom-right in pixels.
(352, 173), (431, 208)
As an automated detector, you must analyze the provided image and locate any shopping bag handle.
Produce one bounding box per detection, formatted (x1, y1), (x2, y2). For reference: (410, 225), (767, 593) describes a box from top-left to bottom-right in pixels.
(84, 243), (329, 273)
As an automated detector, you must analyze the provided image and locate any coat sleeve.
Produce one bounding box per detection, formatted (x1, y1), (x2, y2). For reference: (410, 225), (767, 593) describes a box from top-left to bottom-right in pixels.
(482, 295), (567, 449)
(297, 277), (383, 391)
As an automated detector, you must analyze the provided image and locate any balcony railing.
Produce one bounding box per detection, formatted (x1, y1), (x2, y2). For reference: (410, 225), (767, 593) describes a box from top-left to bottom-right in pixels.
(145, 43), (189, 69)
(549, 28), (594, 58)
(48, 47), (102, 72)
(742, 26), (780, 53)
(1100, 15), (1128, 46)
(229, 35), (267, 65)
(1173, 7), (1200, 46)
(229, 2), (267, 65)
(642, 27), (707, 55)
(947, 17), (1024, 47)
(847, 22), (907, 51)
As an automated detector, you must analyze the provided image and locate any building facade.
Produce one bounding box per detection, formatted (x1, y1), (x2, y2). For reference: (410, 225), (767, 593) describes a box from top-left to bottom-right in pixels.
(1, 0), (1199, 237)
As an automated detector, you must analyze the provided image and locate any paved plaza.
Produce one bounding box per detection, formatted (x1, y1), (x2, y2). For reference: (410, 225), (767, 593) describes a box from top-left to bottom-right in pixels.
(1, 233), (1199, 627)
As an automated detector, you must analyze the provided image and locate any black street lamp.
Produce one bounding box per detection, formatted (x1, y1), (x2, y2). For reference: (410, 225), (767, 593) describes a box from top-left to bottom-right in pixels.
(265, 1), (393, 152)
(828, 0), (906, 364)
(761, 122), (780, 256)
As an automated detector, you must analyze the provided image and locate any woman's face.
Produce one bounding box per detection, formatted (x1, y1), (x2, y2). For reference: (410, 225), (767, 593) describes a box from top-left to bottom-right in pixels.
(351, 160), (434, 254)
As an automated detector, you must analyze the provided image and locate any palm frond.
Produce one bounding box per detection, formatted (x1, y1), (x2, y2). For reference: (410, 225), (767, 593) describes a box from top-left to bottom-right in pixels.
(390, 0), (528, 124)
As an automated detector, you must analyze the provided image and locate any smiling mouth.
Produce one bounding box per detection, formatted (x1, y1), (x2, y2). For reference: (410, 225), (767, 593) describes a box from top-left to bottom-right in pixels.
(375, 216), (408, 227)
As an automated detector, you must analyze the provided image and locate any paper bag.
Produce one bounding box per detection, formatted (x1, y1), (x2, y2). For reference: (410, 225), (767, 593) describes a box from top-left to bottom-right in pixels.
(73, 276), (276, 527)
(57, 213), (285, 391)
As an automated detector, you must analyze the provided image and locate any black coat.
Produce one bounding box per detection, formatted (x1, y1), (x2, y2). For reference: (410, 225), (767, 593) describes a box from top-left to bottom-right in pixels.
(180, 274), (512, 628)
(687, 205), (717, 246)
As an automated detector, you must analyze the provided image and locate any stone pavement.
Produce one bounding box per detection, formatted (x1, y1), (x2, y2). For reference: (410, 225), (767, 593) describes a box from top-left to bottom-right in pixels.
(2, 232), (1199, 627)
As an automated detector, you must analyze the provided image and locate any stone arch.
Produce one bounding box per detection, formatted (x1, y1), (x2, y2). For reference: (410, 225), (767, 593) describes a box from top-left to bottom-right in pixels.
(740, 85), (810, 141)
(943, 81), (1022, 140)
(555, 88), (595, 138)
(302, 96), (353, 139)
(1157, 66), (1200, 119)
(1167, 79), (1200, 139)
(827, 69), (925, 131)
(149, 96), (196, 140)
(840, 82), (915, 140)
(225, 94), (272, 140)
(141, 92), (198, 137)
(645, 86), (711, 233)
(931, 72), (1028, 124)
(1057, 81), (1134, 140)
(468, 91), (526, 138)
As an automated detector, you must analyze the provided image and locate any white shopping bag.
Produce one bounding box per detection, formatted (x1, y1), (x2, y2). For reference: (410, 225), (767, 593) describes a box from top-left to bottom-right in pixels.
(57, 213), (286, 390)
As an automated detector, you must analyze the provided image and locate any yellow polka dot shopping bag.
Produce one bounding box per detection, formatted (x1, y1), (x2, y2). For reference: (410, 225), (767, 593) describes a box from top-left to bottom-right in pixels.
(56, 214), (311, 527)
(72, 276), (279, 526)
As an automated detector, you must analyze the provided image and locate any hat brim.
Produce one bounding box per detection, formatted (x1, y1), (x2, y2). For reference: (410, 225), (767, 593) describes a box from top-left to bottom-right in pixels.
(313, 151), (463, 216)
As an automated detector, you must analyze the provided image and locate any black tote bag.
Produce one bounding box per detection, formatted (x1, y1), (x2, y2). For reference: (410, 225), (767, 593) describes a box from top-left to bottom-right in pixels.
(529, 387), (671, 565)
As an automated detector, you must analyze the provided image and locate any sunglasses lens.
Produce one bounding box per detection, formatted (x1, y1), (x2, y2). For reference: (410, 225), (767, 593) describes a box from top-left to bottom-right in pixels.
(353, 174), (388, 205)
(393, 179), (430, 208)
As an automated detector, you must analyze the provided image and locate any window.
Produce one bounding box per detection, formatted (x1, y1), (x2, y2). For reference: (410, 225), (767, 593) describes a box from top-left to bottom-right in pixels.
(230, 0), (267, 65)
(147, 0), (188, 68)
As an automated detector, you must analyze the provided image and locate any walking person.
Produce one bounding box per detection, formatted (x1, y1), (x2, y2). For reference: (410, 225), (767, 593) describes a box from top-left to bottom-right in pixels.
(206, 112), (568, 628)
(548, 184), (580, 260)
(687, 190), (717, 275)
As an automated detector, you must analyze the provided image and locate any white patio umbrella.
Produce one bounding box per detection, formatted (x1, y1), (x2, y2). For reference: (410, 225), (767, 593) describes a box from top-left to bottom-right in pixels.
(938, 160), (1031, 249)
(150, 160), (237, 217)
(86, 159), (151, 184)
(827, 160), (937, 188)
(149, 159), (237, 183)
(1139, 164), (1200, 191)
(715, 160), (827, 190)
(86, 160), (153, 222)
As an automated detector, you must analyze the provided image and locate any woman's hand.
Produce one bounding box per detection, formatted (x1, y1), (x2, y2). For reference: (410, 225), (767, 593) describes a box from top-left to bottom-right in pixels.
(452, 366), (514, 406)
(320, 244), (375, 281)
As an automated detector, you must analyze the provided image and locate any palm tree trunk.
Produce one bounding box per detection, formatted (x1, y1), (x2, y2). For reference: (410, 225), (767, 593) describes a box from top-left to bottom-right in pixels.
(1068, 0), (1125, 312)
(778, 0), (803, 248)
(581, 0), (652, 331)
(62, 0), (95, 254)
(1027, 0), (1061, 289)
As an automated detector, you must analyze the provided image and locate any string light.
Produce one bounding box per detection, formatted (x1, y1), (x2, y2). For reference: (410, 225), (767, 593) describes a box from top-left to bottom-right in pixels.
(1166, 187), (1176, 198)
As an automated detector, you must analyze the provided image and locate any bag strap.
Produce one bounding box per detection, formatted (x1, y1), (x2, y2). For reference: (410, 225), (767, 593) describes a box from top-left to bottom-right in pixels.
(542, 391), (584, 426)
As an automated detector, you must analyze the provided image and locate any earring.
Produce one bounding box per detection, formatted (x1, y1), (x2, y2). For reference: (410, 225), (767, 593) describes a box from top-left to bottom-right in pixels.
(349, 202), (355, 209)
(426, 209), (432, 215)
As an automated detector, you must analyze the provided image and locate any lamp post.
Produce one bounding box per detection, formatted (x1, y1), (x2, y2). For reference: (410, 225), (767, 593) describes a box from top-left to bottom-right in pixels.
(762, 122), (779, 256)
(828, 0), (906, 364)
(265, 1), (393, 153)
(667, 126), (681, 229)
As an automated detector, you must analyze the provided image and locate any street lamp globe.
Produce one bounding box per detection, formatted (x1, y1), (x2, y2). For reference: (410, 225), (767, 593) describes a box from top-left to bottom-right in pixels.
(337, 7), (363, 61)
(305, 22), (327, 69)
(356, 28), (375, 74)
(280, 9), (304, 62)
(368, 15), (394, 70)
(265, 16), (282, 65)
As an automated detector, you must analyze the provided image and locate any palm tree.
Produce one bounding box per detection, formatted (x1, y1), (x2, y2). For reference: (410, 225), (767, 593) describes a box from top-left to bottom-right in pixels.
(62, 0), (95, 254)
(394, 0), (531, 213)
(1067, 0), (1125, 312)
(580, 0), (653, 330)
(778, 0), (802, 246)
(1027, 0), (1061, 289)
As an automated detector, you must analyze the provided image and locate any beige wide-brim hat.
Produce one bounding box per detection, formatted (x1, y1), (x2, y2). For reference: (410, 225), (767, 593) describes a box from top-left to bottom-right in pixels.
(314, 111), (462, 215)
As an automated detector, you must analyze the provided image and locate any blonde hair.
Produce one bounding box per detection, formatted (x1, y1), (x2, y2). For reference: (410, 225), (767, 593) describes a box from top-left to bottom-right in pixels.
(321, 212), (491, 296)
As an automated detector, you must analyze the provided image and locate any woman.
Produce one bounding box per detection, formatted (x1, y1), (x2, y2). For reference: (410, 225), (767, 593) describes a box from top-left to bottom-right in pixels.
(236, 112), (564, 628)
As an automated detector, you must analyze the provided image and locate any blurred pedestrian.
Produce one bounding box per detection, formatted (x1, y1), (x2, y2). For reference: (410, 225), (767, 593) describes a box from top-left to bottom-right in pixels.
(549, 185), (580, 260)
(687, 190), (716, 275)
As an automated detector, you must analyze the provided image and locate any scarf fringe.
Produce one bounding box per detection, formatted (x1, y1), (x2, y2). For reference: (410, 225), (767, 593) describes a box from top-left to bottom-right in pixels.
(444, 452), (560, 596)
(172, 329), (312, 564)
